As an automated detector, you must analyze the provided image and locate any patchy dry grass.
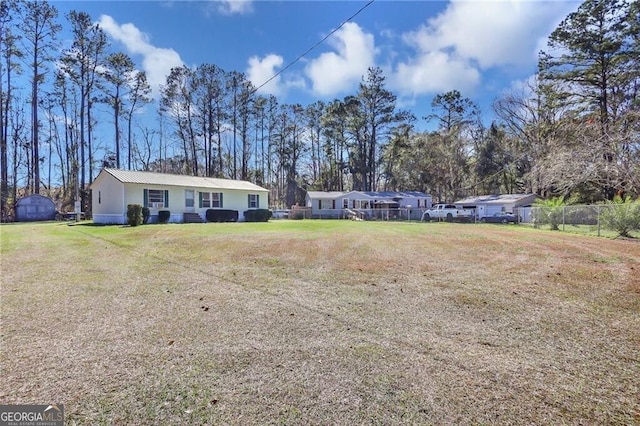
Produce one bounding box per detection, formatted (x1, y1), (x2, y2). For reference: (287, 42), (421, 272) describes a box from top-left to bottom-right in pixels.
(1, 220), (639, 425)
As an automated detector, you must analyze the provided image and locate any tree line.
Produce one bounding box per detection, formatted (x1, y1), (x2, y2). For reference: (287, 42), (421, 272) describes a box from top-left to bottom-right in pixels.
(1, 0), (152, 217)
(1, 0), (638, 220)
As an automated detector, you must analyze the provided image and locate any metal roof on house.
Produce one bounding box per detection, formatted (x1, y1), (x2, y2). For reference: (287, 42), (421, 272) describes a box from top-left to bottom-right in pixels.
(96, 168), (268, 192)
(306, 191), (347, 199)
(455, 194), (537, 205)
(357, 191), (430, 199)
(307, 190), (431, 199)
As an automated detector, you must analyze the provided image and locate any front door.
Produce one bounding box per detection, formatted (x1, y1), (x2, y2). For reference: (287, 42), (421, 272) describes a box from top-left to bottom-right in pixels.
(185, 190), (195, 212)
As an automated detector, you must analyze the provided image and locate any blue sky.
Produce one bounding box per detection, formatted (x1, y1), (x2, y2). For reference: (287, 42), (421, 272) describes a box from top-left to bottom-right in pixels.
(52, 0), (581, 130)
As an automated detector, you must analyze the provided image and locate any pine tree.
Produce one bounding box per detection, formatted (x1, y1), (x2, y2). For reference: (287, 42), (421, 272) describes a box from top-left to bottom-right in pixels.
(22, 0), (60, 194)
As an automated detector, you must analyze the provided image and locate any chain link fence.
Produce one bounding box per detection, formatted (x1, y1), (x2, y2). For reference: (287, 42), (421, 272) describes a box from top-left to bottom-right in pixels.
(518, 205), (640, 238)
(286, 207), (427, 221)
(275, 204), (639, 237)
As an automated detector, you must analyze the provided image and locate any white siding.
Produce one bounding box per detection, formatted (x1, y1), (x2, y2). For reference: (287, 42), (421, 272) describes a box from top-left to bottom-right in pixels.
(92, 173), (126, 224)
(486, 205), (504, 216)
(341, 193), (364, 209)
(91, 168), (268, 224)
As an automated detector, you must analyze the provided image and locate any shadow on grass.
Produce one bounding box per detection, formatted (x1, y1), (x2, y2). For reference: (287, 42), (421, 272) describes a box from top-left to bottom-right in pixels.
(66, 221), (115, 228)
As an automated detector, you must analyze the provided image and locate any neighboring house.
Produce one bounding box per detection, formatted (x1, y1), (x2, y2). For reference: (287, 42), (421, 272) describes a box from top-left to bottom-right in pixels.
(305, 190), (432, 219)
(91, 168), (269, 224)
(454, 194), (539, 220)
(15, 194), (57, 222)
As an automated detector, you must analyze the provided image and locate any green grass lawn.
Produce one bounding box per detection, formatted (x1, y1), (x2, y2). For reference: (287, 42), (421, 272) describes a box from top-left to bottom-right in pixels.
(1, 220), (639, 424)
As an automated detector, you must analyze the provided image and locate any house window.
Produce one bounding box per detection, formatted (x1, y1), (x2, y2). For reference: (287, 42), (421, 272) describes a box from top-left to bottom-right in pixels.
(211, 192), (221, 208)
(201, 192), (211, 208)
(148, 190), (164, 204)
(320, 199), (334, 209)
(199, 192), (223, 208)
(98, 191), (101, 204)
(185, 190), (194, 208)
(145, 189), (168, 208)
(248, 194), (259, 208)
(342, 199), (348, 209)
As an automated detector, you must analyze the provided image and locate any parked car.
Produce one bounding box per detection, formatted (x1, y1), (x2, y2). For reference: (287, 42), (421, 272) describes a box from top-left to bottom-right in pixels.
(271, 209), (290, 219)
(421, 204), (476, 222)
(479, 212), (520, 224)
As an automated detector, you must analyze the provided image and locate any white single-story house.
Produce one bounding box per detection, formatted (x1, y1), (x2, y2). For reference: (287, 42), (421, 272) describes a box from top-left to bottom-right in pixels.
(454, 193), (539, 219)
(305, 190), (432, 219)
(91, 168), (269, 224)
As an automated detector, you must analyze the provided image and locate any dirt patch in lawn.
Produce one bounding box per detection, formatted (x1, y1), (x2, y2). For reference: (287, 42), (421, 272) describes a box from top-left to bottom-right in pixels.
(1, 221), (638, 424)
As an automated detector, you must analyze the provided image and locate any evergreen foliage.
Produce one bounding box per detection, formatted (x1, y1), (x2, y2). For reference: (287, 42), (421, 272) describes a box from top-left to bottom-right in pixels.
(126, 204), (143, 226)
(533, 197), (566, 230)
(158, 210), (171, 224)
(243, 209), (272, 222)
(1, 0), (639, 220)
(205, 209), (238, 223)
(600, 196), (640, 238)
(142, 207), (150, 224)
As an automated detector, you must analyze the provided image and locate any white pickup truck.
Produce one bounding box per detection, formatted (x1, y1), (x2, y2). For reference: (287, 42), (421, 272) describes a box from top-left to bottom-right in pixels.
(421, 204), (476, 222)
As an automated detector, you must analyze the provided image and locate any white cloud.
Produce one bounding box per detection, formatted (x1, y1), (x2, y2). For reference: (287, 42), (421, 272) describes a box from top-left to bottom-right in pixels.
(246, 54), (306, 97)
(392, 51), (481, 96)
(246, 54), (284, 96)
(98, 15), (184, 97)
(405, 0), (575, 69)
(390, 0), (578, 98)
(305, 22), (375, 97)
(214, 0), (253, 15)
